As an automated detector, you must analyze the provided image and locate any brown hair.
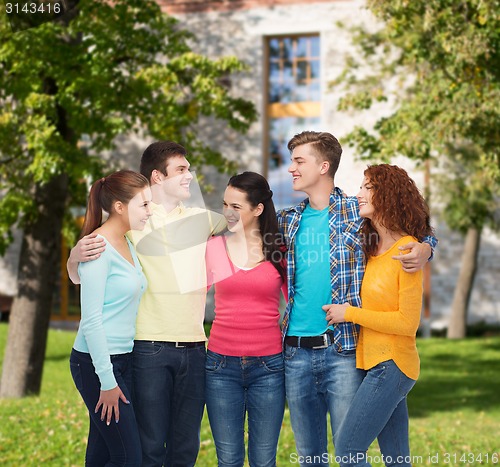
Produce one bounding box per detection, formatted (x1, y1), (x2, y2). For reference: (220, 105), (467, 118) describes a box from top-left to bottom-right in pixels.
(140, 141), (187, 182)
(360, 164), (434, 257)
(287, 131), (342, 179)
(80, 170), (149, 238)
(228, 172), (286, 280)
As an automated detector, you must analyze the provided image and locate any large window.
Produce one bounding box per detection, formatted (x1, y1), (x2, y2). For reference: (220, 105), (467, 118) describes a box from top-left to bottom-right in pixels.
(265, 35), (321, 208)
(51, 238), (81, 322)
(52, 218), (84, 323)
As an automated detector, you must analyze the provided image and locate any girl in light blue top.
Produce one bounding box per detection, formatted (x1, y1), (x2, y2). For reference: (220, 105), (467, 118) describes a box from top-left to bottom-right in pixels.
(70, 170), (152, 467)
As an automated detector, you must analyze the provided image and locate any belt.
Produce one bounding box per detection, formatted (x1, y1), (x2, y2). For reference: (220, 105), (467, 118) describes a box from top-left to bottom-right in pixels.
(285, 333), (334, 349)
(151, 341), (206, 348)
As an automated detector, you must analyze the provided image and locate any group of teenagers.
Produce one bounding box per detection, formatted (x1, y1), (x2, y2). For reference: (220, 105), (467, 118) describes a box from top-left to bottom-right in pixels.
(67, 130), (437, 467)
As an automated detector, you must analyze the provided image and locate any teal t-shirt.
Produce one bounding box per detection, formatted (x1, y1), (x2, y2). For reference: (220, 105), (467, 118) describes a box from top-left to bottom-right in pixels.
(288, 204), (332, 336)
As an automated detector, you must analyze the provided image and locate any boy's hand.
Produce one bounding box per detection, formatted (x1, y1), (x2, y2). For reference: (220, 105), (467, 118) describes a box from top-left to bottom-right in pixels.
(392, 241), (431, 273)
(72, 233), (106, 262)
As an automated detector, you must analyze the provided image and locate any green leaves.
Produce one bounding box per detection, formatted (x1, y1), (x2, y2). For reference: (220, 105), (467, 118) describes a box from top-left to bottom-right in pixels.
(436, 147), (499, 232)
(335, 0), (500, 233)
(0, 0), (256, 249)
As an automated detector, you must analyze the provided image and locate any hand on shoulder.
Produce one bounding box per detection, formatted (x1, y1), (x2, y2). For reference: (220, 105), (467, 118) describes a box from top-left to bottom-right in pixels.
(71, 233), (107, 263)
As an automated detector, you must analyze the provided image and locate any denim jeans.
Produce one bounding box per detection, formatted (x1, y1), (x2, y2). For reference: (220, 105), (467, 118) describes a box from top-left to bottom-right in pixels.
(69, 348), (142, 467)
(334, 360), (416, 467)
(284, 344), (364, 467)
(132, 340), (206, 467)
(205, 350), (285, 467)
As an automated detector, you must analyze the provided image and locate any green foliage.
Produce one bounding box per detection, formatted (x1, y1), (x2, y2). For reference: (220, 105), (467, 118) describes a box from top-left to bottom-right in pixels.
(1, 324), (499, 466)
(333, 0), (500, 232)
(437, 147), (500, 233)
(0, 0), (257, 254)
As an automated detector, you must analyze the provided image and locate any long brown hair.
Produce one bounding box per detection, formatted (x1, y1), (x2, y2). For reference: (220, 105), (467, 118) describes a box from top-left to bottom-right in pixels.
(360, 164), (434, 257)
(80, 170), (149, 238)
(227, 172), (286, 280)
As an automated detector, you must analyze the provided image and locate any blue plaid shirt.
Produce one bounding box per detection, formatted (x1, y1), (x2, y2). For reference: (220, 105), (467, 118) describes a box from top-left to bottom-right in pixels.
(277, 187), (437, 352)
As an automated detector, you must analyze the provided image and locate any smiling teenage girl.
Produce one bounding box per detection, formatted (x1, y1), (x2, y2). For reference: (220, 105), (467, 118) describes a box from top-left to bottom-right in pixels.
(205, 172), (287, 467)
(70, 170), (151, 467)
(324, 164), (435, 467)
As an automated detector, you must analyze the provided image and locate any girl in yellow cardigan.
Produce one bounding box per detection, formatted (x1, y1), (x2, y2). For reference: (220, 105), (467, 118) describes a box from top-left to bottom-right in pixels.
(324, 164), (435, 467)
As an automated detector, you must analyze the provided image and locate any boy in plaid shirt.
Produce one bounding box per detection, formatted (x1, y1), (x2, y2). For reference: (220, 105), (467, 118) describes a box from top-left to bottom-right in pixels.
(278, 131), (436, 466)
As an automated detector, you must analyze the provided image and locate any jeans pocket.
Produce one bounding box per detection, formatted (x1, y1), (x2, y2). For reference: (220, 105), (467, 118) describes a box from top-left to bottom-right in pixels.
(370, 362), (388, 379)
(133, 341), (163, 356)
(205, 350), (224, 372)
(195, 345), (207, 356)
(333, 347), (356, 358)
(261, 353), (284, 372)
(284, 345), (297, 361)
(398, 372), (416, 397)
(70, 362), (83, 392)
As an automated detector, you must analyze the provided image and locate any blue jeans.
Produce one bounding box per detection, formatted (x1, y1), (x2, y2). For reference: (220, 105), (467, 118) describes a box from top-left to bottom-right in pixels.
(284, 344), (364, 467)
(205, 350), (285, 467)
(335, 360), (416, 467)
(69, 348), (142, 467)
(132, 340), (206, 467)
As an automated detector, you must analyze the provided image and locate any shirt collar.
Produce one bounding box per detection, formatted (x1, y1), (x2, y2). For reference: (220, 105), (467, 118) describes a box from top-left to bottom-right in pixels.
(150, 201), (185, 218)
(287, 187), (345, 214)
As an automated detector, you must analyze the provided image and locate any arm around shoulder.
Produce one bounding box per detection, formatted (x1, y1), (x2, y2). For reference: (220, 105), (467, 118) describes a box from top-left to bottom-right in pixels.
(67, 246), (81, 285)
(422, 234), (438, 260)
(66, 233), (107, 284)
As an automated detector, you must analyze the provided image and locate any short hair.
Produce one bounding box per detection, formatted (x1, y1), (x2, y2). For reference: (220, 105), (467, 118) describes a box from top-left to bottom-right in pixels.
(140, 141), (187, 182)
(287, 131), (342, 179)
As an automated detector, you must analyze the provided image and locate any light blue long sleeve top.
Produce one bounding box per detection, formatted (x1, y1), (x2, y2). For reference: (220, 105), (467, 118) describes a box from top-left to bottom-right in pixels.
(73, 235), (147, 390)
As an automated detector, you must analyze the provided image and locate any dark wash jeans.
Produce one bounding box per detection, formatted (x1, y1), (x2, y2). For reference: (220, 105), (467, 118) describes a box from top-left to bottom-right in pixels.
(70, 348), (141, 467)
(132, 340), (206, 467)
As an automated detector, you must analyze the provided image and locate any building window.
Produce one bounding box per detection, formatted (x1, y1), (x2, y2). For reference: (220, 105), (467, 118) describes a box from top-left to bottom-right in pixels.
(52, 217), (84, 322)
(51, 237), (81, 322)
(265, 35), (321, 208)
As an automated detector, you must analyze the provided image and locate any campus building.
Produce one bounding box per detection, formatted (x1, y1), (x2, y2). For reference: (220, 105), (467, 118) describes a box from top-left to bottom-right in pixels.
(1, 0), (499, 329)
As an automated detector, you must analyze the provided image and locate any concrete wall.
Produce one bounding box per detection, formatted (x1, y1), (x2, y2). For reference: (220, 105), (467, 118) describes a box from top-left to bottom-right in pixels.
(1, 0), (499, 328)
(166, 0), (500, 327)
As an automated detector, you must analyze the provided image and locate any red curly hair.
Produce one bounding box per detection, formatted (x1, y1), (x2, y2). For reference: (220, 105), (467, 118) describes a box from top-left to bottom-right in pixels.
(360, 164), (434, 257)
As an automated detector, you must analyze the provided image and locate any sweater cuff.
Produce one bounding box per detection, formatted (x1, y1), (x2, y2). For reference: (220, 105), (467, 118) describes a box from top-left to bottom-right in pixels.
(99, 371), (118, 391)
(344, 305), (359, 323)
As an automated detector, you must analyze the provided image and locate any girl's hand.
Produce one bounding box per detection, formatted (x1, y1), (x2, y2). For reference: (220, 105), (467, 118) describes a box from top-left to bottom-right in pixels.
(95, 386), (129, 425)
(322, 303), (349, 326)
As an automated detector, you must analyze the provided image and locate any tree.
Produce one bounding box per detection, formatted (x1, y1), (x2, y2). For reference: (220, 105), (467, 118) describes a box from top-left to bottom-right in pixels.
(332, 0), (500, 338)
(0, 0), (257, 398)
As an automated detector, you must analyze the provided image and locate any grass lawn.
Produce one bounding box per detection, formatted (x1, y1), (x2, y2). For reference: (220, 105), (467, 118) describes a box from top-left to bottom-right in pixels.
(0, 323), (499, 466)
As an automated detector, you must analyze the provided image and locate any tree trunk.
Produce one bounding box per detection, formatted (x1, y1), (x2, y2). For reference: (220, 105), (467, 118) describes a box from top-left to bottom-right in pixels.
(447, 227), (481, 339)
(0, 174), (68, 398)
